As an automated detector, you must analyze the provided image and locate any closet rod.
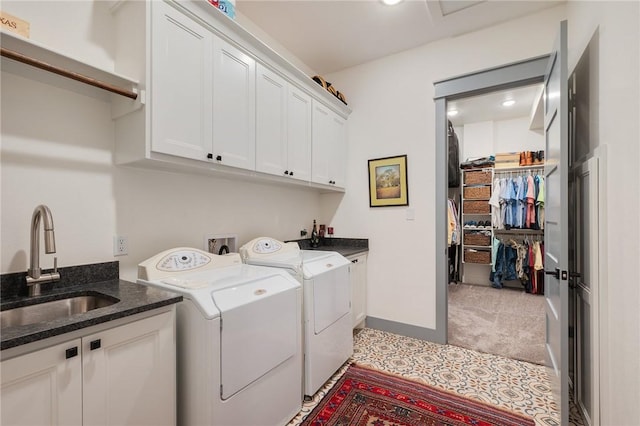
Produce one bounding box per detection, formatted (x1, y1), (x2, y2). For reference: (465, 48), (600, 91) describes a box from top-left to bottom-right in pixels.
(1, 47), (138, 100)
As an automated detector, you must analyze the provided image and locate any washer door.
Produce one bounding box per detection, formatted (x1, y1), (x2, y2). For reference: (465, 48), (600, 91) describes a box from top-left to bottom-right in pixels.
(312, 263), (350, 334)
(212, 276), (298, 400)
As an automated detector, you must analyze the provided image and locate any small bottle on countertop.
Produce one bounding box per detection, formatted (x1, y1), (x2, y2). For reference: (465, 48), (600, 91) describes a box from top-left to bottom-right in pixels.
(311, 220), (319, 247)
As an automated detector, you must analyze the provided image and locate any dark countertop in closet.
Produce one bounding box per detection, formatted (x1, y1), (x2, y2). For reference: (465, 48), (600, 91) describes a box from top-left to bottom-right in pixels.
(0, 262), (182, 351)
(291, 237), (369, 257)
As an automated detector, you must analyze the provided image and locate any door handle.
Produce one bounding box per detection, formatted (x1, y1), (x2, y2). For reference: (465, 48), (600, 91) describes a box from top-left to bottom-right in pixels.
(90, 339), (101, 350)
(545, 268), (560, 279)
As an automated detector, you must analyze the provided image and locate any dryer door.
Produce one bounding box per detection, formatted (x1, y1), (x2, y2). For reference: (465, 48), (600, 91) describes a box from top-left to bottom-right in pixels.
(212, 276), (299, 400)
(311, 263), (350, 334)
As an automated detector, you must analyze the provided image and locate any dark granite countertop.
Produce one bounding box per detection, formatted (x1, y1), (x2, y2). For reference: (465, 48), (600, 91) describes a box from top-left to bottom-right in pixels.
(293, 237), (369, 257)
(1, 262), (182, 351)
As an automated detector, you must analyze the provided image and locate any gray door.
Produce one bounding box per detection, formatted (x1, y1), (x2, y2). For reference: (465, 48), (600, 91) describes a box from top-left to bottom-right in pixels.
(543, 20), (569, 425)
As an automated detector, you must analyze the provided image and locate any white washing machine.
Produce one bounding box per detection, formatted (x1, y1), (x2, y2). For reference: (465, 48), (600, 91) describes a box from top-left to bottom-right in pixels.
(137, 247), (302, 426)
(239, 238), (353, 397)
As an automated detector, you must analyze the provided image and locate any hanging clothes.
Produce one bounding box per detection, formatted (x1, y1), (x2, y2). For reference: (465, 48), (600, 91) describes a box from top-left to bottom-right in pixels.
(492, 170), (545, 231)
(447, 199), (461, 246)
(489, 178), (503, 229)
(536, 175), (545, 230)
(489, 236), (545, 294)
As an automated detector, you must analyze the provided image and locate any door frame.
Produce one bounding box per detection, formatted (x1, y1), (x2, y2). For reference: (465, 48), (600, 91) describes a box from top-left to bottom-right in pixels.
(433, 54), (550, 344)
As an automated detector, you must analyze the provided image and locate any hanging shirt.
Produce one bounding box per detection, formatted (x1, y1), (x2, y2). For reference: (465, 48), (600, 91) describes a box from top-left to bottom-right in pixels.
(536, 175), (545, 230)
(491, 237), (501, 272)
(499, 178), (510, 229)
(526, 175), (536, 228)
(489, 178), (503, 229)
(504, 178), (517, 228)
(514, 175), (526, 228)
(533, 241), (544, 271)
(447, 199), (459, 246)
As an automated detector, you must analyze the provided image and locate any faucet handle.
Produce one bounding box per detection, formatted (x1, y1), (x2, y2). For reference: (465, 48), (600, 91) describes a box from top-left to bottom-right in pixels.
(53, 257), (58, 273)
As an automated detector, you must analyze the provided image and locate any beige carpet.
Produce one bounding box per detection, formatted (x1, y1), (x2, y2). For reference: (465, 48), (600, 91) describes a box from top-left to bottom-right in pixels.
(448, 283), (546, 365)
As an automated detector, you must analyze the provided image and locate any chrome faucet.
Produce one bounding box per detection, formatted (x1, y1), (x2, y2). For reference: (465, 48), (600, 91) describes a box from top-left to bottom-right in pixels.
(26, 205), (60, 296)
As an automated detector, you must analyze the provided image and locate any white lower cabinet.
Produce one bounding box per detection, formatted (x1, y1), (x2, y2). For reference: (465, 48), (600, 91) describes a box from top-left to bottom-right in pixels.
(1, 338), (83, 426)
(1, 310), (176, 426)
(348, 253), (367, 328)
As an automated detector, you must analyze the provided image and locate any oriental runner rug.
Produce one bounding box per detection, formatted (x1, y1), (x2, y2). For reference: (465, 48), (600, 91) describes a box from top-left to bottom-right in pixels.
(300, 364), (535, 426)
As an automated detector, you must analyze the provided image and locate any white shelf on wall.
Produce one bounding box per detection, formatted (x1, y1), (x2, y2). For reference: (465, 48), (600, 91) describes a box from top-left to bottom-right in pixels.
(0, 29), (139, 99)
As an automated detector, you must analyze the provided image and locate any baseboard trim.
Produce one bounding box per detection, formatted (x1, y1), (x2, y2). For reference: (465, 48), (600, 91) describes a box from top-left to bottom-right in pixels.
(365, 316), (444, 344)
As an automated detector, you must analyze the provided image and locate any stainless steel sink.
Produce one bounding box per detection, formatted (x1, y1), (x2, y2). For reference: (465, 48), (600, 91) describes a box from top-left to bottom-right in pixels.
(1, 294), (119, 329)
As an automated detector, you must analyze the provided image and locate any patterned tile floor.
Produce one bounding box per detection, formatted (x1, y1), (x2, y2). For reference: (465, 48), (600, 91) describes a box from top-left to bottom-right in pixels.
(288, 328), (585, 426)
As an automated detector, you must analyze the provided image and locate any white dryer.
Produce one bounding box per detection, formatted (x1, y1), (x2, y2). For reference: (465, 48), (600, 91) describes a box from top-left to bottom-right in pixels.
(138, 248), (302, 426)
(240, 238), (353, 397)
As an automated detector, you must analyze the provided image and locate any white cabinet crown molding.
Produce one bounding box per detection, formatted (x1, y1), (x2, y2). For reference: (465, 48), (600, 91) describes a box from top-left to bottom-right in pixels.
(169, 0), (351, 119)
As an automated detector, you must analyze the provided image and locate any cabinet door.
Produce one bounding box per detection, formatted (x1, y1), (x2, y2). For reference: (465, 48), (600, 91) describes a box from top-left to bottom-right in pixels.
(312, 100), (346, 188)
(1, 339), (82, 426)
(151, 1), (213, 161)
(82, 311), (176, 426)
(212, 37), (256, 170)
(256, 64), (287, 177)
(348, 254), (367, 328)
(311, 100), (332, 185)
(328, 113), (347, 188)
(287, 86), (312, 182)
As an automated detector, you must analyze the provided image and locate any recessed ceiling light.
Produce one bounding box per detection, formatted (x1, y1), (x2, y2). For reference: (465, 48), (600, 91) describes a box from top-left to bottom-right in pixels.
(502, 99), (516, 107)
(447, 109), (458, 117)
(381, 0), (403, 5)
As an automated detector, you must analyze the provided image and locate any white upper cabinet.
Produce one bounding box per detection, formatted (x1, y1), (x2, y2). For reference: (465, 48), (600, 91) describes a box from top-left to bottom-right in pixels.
(312, 100), (347, 188)
(256, 64), (312, 182)
(212, 37), (256, 170)
(286, 85), (312, 182)
(328, 112), (347, 188)
(256, 64), (288, 176)
(113, 0), (349, 191)
(151, 1), (213, 161)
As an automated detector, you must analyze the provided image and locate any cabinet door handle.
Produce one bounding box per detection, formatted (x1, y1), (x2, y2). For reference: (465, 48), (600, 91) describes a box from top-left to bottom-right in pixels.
(352, 259), (358, 263)
(207, 153), (213, 159)
(90, 339), (101, 351)
(289, 171), (294, 176)
(65, 346), (78, 359)
(284, 170), (289, 175)
(216, 155), (222, 161)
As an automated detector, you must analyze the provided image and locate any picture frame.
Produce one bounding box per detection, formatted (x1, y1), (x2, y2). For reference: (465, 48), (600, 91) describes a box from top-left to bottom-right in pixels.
(368, 155), (409, 207)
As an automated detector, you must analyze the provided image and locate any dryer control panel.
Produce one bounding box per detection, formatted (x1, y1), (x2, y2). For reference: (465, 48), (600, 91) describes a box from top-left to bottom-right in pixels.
(157, 249), (211, 272)
(138, 247), (241, 281)
(240, 237), (300, 260)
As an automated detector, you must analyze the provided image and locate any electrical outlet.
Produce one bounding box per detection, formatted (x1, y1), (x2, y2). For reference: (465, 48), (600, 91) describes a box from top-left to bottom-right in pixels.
(113, 235), (128, 256)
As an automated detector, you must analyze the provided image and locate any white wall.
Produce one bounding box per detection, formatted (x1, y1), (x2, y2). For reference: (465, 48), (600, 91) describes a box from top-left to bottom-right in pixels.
(493, 117), (544, 153)
(324, 5), (567, 330)
(461, 117), (544, 162)
(566, 1), (640, 422)
(462, 121), (493, 160)
(0, 2), (324, 281)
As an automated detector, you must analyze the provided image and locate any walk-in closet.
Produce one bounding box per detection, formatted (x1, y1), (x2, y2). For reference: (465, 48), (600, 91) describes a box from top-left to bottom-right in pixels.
(446, 83), (547, 365)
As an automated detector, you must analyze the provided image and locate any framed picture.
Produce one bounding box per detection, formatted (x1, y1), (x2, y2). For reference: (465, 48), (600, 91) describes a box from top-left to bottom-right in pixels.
(368, 155), (409, 207)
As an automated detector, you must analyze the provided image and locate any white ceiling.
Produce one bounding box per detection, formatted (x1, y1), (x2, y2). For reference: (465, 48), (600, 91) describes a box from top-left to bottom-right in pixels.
(236, 0), (564, 75)
(447, 83), (544, 127)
